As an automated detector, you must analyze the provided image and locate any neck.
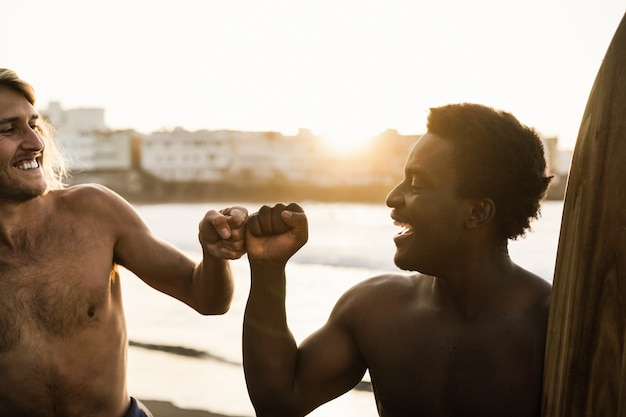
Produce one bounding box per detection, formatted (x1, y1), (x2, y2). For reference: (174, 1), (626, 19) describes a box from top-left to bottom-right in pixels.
(0, 195), (44, 248)
(432, 247), (515, 318)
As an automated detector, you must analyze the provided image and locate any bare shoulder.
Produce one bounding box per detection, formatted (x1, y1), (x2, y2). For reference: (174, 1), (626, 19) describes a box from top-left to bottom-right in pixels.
(514, 266), (552, 307)
(503, 266), (552, 328)
(330, 273), (431, 317)
(52, 184), (138, 218)
(49, 183), (144, 230)
(53, 183), (128, 209)
(354, 272), (429, 292)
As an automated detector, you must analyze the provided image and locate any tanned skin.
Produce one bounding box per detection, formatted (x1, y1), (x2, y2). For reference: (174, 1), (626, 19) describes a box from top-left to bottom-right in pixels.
(242, 133), (551, 417)
(0, 84), (247, 417)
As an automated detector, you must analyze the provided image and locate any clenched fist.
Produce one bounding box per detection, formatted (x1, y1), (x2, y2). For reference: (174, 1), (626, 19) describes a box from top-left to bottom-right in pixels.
(246, 203), (308, 264)
(199, 206), (248, 259)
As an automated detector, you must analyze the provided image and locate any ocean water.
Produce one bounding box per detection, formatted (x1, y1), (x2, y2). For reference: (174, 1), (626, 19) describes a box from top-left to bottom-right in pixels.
(122, 200), (564, 417)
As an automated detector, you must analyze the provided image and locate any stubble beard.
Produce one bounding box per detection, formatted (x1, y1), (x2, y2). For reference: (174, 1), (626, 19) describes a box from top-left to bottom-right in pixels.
(0, 181), (47, 203)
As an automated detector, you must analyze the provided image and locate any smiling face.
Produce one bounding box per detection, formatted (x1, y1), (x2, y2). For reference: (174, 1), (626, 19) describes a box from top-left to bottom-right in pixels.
(0, 85), (47, 202)
(386, 133), (473, 275)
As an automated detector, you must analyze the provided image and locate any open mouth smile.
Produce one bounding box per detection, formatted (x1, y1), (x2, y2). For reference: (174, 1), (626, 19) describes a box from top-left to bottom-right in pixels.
(14, 158), (40, 170)
(393, 220), (414, 236)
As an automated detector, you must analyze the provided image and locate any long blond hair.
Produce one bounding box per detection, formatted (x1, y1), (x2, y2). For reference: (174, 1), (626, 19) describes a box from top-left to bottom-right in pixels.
(0, 69), (68, 190)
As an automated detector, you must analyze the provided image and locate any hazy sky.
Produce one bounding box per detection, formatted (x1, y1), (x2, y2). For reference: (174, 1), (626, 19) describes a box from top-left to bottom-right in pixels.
(2, 0), (625, 150)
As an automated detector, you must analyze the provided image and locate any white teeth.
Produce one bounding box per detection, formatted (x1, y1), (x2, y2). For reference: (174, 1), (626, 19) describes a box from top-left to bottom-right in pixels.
(16, 159), (40, 170)
(393, 220), (414, 235)
(400, 226), (413, 236)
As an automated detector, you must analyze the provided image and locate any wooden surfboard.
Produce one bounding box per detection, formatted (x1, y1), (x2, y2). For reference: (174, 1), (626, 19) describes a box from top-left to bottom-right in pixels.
(542, 12), (626, 417)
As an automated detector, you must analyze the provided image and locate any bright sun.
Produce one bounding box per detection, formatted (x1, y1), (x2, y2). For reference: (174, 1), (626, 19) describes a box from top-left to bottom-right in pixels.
(319, 127), (376, 156)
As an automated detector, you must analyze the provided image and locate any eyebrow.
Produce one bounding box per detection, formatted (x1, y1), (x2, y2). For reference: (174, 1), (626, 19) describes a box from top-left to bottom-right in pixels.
(406, 163), (428, 177)
(405, 167), (428, 179)
(0, 114), (40, 125)
(406, 166), (431, 182)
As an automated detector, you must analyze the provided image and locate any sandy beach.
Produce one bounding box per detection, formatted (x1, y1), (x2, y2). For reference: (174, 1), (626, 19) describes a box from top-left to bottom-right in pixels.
(140, 399), (245, 417)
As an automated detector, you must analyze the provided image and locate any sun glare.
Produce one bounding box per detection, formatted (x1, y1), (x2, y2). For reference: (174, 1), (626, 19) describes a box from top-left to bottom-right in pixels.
(319, 128), (375, 157)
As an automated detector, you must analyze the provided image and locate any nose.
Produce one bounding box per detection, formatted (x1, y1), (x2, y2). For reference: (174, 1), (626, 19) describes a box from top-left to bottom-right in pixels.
(386, 182), (403, 208)
(22, 127), (45, 151)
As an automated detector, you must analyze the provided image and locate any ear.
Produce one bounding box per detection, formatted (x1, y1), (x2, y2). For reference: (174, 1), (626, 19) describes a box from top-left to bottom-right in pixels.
(465, 198), (495, 229)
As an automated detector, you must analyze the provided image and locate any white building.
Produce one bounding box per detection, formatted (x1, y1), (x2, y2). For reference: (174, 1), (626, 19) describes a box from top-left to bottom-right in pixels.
(41, 102), (133, 172)
(54, 130), (134, 171)
(141, 128), (231, 182)
(45, 101), (106, 133)
(228, 130), (322, 184)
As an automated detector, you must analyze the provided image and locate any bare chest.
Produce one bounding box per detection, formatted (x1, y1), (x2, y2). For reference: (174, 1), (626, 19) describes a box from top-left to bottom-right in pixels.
(357, 312), (543, 416)
(0, 225), (118, 352)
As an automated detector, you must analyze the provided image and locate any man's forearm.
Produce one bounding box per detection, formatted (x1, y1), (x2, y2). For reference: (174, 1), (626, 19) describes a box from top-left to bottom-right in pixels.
(243, 264), (300, 413)
(192, 255), (234, 314)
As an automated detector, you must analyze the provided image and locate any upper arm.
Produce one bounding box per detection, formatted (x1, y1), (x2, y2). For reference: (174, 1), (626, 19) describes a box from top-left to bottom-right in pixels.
(77, 185), (196, 299)
(288, 288), (369, 414)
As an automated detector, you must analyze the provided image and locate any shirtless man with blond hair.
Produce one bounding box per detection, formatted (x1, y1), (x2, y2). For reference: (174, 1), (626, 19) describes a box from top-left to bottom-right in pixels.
(0, 68), (247, 417)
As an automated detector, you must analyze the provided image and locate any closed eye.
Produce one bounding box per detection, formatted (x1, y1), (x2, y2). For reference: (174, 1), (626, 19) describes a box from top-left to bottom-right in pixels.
(408, 171), (430, 194)
(30, 123), (44, 134)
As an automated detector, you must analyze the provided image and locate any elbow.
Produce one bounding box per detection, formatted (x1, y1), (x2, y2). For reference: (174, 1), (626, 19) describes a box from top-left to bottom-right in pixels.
(193, 282), (234, 315)
(211, 303), (232, 315)
(252, 403), (305, 417)
(248, 387), (306, 417)
(197, 299), (232, 315)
